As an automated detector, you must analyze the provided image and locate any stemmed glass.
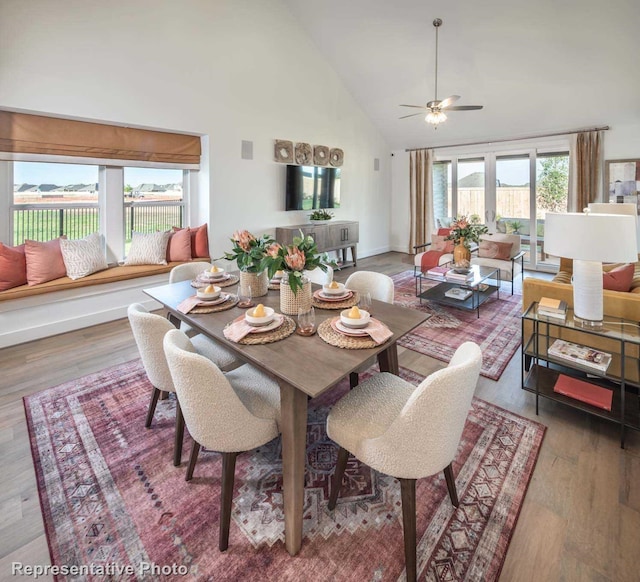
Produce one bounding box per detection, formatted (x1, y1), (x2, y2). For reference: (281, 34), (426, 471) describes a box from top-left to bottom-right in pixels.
(237, 284), (254, 308)
(358, 291), (372, 315)
(297, 306), (316, 336)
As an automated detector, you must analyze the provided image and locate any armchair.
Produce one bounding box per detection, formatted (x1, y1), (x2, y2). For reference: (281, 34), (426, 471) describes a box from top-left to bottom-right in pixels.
(471, 233), (525, 294)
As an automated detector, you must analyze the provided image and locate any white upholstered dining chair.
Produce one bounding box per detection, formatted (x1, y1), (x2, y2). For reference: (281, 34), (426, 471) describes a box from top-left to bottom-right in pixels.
(326, 342), (482, 582)
(127, 303), (241, 466)
(344, 271), (395, 389)
(304, 265), (334, 285)
(163, 329), (281, 551)
(169, 261), (212, 335)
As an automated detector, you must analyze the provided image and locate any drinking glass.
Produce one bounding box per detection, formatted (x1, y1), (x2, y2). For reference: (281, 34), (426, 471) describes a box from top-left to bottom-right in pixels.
(297, 306), (316, 335)
(358, 291), (372, 315)
(238, 284), (254, 308)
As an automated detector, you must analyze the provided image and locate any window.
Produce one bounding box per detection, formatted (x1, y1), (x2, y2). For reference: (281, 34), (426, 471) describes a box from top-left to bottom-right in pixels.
(3, 160), (191, 261)
(11, 162), (99, 245)
(457, 159), (485, 222)
(433, 161), (452, 227)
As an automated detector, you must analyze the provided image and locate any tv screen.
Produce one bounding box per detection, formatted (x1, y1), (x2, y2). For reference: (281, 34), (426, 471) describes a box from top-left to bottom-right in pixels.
(285, 165), (341, 211)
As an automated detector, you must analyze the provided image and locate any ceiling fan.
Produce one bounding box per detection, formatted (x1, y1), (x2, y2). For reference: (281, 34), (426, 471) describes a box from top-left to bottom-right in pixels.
(400, 18), (483, 128)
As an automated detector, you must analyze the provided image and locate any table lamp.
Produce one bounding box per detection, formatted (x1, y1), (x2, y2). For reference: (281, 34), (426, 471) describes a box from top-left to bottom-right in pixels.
(588, 202), (640, 251)
(544, 210), (638, 327)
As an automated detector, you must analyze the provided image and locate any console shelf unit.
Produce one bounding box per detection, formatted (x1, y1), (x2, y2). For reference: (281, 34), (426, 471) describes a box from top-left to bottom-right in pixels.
(522, 302), (640, 448)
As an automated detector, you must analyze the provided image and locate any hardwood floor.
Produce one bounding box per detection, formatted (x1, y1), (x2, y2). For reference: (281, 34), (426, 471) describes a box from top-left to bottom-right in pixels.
(1, 251), (638, 581)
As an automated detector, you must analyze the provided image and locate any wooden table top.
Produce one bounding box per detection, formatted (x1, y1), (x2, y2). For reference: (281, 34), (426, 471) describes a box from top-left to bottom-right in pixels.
(144, 280), (429, 399)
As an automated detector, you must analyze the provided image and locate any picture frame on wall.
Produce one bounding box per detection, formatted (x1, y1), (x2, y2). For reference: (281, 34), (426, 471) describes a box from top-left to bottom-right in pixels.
(605, 159), (640, 214)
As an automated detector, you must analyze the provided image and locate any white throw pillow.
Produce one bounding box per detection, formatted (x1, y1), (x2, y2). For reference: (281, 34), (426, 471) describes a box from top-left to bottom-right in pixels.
(60, 233), (109, 280)
(125, 231), (171, 266)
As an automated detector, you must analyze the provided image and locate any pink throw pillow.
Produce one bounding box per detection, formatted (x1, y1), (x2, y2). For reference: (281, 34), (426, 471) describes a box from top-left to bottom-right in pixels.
(431, 234), (454, 253)
(0, 243), (27, 291)
(25, 237), (67, 285)
(173, 224), (210, 258)
(166, 228), (192, 262)
(437, 227), (452, 237)
(603, 263), (634, 292)
(479, 240), (513, 261)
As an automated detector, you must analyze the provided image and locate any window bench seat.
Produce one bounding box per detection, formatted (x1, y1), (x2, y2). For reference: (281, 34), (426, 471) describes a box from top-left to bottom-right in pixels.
(0, 260), (209, 348)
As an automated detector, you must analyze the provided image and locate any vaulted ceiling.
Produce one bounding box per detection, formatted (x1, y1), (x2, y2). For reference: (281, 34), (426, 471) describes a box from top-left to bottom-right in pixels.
(283, 0), (640, 150)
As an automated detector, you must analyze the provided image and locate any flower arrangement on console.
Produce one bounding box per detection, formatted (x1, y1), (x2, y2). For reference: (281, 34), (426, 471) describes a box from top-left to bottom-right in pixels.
(445, 216), (488, 248)
(223, 230), (275, 272)
(261, 231), (333, 294)
(309, 209), (334, 221)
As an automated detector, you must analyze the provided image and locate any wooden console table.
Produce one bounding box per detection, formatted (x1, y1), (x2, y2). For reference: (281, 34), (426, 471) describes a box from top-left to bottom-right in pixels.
(276, 220), (359, 268)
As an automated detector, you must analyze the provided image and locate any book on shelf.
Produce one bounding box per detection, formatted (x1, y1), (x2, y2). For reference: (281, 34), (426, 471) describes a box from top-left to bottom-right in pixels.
(444, 287), (472, 300)
(547, 339), (612, 373)
(537, 309), (567, 322)
(553, 374), (613, 411)
(538, 298), (567, 314)
(426, 266), (450, 277)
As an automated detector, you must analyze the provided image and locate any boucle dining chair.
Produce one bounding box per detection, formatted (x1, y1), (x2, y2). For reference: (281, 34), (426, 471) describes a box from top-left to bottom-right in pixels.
(163, 329), (281, 551)
(344, 271), (395, 389)
(169, 261), (212, 334)
(304, 265), (334, 285)
(127, 303), (241, 466)
(326, 342), (482, 582)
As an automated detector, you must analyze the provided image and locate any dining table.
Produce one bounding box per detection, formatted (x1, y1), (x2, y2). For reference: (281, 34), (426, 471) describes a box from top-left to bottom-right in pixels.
(144, 279), (430, 556)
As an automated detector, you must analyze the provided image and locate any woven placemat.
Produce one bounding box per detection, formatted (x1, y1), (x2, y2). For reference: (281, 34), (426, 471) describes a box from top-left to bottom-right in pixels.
(189, 294), (239, 314)
(312, 290), (359, 310)
(191, 274), (239, 289)
(224, 315), (296, 345)
(317, 317), (380, 349)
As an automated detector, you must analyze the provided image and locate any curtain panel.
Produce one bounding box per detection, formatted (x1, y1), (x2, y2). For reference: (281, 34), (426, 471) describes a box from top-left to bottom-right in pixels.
(0, 110), (201, 165)
(409, 149), (434, 253)
(569, 130), (603, 212)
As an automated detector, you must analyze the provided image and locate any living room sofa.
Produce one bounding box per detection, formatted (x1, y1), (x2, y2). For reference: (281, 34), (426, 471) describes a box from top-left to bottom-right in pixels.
(522, 256), (640, 383)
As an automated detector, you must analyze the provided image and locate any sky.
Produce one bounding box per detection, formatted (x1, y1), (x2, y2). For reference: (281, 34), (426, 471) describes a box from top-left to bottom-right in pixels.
(14, 162), (182, 186)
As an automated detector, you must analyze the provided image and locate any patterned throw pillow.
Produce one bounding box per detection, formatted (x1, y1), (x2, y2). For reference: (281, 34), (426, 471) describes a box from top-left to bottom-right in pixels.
(431, 234), (454, 253)
(125, 231), (171, 266)
(60, 233), (109, 280)
(478, 240), (513, 260)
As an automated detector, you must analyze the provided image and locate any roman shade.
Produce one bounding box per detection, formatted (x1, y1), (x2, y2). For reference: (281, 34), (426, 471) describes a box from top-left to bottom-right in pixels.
(0, 110), (200, 165)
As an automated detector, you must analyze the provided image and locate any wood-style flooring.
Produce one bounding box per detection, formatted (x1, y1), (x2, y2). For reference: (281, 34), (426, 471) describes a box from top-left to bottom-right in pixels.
(1, 252), (638, 581)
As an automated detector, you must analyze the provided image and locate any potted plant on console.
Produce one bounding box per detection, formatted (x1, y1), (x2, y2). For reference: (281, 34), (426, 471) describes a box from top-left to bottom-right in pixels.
(308, 209), (334, 224)
(222, 230), (274, 297)
(261, 231), (334, 314)
(446, 216), (488, 268)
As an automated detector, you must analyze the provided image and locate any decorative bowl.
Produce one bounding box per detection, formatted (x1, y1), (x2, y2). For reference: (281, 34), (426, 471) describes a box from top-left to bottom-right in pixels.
(245, 306), (275, 327)
(202, 267), (226, 280)
(272, 270), (284, 280)
(323, 282), (346, 296)
(196, 286), (221, 300)
(340, 309), (370, 329)
(452, 267), (471, 274)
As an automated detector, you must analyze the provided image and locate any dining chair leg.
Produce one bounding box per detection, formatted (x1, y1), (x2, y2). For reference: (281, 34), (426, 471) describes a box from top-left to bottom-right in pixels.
(328, 446), (350, 510)
(173, 399), (185, 467)
(443, 462), (459, 507)
(185, 441), (201, 482)
(159, 391), (169, 400)
(219, 451), (238, 552)
(145, 387), (161, 428)
(400, 478), (417, 582)
(349, 372), (359, 390)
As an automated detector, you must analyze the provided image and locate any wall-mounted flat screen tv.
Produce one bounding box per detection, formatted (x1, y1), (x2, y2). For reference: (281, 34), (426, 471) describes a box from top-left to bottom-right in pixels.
(285, 165), (341, 211)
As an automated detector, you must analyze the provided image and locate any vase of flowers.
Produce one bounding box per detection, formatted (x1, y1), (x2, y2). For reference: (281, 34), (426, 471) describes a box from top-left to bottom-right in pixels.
(261, 231), (332, 315)
(446, 216), (488, 268)
(223, 230), (274, 297)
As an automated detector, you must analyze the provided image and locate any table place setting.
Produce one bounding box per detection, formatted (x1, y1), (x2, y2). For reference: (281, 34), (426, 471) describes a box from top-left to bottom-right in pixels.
(312, 281), (359, 310)
(176, 286), (239, 314)
(223, 304), (296, 344)
(191, 266), (239, 289)
(268, 270), (285, 290)
(318, 306), (393, 348)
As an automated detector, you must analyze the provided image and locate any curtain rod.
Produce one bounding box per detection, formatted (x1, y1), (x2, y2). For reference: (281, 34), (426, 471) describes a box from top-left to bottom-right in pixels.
(404, 125), (610, 152)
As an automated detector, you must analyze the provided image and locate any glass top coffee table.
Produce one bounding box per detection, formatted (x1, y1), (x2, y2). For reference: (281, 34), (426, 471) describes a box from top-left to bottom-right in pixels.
(417, 265), (501, 318)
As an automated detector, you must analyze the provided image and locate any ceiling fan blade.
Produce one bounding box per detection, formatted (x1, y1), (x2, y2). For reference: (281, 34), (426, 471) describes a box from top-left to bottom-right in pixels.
(399, 104), (427, 109)
(399, 112), (425, 119)
(438, 95), (460, 109)
(446, 105), (484, 111)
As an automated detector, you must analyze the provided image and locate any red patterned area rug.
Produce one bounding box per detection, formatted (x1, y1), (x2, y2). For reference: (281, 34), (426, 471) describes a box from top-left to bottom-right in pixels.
(393, 270), (523, 380)
(25, 360), (544, 581)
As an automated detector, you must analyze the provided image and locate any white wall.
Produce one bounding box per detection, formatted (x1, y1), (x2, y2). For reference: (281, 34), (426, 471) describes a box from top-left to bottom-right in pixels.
(0, 0), (391, 259)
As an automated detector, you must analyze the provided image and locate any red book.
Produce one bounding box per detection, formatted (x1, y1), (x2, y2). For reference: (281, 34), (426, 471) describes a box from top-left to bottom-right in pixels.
(553, 374), (613, 411)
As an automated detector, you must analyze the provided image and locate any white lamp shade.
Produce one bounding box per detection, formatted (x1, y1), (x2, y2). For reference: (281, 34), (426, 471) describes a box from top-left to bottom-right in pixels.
(588, 203), (640, 251)
(544, 212), (638, 263)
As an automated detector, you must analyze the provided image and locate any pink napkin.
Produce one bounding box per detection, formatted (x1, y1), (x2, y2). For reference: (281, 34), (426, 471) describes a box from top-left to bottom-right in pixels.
(364, 319), (393, 344)
(177, 295), (202, 314)
(224, 314), (283, 343)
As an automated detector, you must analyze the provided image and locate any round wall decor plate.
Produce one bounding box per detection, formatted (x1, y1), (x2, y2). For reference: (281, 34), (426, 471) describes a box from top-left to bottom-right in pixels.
(329, 148), (344, 167)
(274, 139), (294, 163)
(295, 142), (312, 165)
(314, 145), (329, 166)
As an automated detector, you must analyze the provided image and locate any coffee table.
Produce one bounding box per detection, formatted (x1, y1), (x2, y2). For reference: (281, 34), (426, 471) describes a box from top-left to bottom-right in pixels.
(418, 265), (501, 318)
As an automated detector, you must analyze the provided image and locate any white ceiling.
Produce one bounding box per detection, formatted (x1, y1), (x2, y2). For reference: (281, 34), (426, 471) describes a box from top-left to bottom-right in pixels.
(283, 0), (640, 150)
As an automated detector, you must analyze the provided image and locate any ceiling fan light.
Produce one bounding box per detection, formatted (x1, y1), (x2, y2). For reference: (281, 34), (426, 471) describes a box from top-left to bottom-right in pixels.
(425, 111), (447, 125)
